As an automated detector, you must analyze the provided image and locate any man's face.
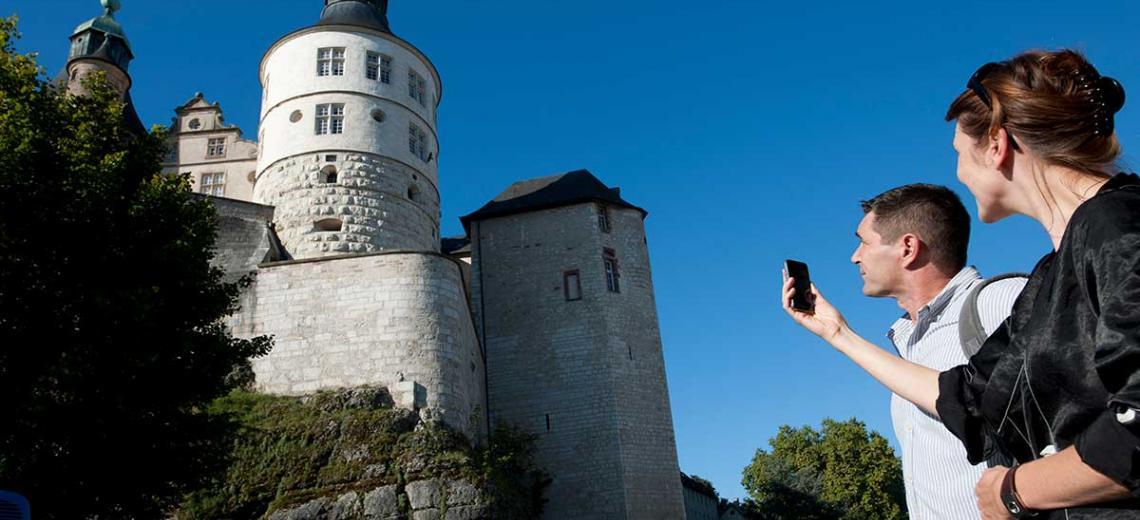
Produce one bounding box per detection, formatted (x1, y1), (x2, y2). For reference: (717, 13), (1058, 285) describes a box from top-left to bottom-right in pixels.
(851, 212), (903, 298)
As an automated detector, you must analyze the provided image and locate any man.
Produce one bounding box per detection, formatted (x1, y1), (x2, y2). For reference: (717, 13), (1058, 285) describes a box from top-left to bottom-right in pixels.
(852, 184), (1025, 519)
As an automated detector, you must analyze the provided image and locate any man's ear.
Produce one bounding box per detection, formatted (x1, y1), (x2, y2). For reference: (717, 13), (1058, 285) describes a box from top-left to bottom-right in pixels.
(899, 233), (923, 267)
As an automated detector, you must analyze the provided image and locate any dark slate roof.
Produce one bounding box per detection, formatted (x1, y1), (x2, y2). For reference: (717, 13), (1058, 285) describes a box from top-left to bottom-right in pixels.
(460, 169), (646, 233)
(316, 0), (391, 33)
(440, 236), (471, 256)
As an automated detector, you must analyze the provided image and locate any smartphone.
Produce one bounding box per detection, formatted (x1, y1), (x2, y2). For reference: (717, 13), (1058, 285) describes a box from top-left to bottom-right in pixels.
(784, 259), (814, 312)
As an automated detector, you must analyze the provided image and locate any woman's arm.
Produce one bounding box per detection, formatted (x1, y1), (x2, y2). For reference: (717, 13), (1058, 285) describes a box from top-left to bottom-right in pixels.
(782, 278), (942, 416)
(975, 447), (1131, 518)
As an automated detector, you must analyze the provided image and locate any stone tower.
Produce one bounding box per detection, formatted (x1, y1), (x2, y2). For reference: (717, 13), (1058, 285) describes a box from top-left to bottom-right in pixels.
(255, 0), (441, 259)
(230, 1), (485, 441)
(62, 0), (144, 133)
(463, 170), (687, 519)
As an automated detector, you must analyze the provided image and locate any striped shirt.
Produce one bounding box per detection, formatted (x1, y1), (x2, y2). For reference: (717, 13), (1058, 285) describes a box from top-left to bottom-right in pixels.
(887, 266), (1026, 520)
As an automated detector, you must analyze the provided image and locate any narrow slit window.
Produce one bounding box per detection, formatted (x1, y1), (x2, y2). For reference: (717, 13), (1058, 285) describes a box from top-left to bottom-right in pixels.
(603, 249), (620, 293)
(564, 270), (581, 301)
(598, 205), (611, 233)
(314, 218), (343, 232)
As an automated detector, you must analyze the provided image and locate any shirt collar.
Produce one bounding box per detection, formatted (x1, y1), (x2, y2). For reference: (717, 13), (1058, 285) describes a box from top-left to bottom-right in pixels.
(890, 266), (981, 328)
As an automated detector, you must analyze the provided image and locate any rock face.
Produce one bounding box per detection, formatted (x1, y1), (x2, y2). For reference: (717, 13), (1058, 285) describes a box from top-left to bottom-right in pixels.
(267, 480), (486, 520)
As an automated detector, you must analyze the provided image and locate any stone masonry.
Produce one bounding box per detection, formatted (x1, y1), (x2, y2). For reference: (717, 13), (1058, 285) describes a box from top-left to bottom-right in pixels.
(254, 153), (440, 259)
(228, 251), (485, 440)
(469, 201), (686, 519)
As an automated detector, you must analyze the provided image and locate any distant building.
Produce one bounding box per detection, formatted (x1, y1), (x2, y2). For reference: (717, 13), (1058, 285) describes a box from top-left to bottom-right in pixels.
(681, 473), (720, 520)
(161, 93), (259, 200)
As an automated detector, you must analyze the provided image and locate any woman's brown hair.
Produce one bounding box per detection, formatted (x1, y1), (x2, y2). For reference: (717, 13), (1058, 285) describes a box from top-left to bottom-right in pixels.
(946, 50), (1125, 177)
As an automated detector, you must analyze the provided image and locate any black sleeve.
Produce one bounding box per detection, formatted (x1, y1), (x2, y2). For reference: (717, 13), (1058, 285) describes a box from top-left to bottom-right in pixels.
(1072, 200), (1140, 493)
(936, 321), (1014, 465)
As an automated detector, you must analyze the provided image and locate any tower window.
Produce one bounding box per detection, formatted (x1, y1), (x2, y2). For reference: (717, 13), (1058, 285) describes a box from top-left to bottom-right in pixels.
(317, 47), (345, 77)
(316, 104), (345, 135)
(366, 52), (393, 84)
(407, 184), (421, 202)
(598, 205), (611, 233)
(408, 124), (429, 162)
(603, 249), (620, 293)
(200, 172), (225, 197)
(321, 165), (338, 184)
(564, 270), (582, 301)
(206, 137), (226, 158)
(408, 70), (427, 106)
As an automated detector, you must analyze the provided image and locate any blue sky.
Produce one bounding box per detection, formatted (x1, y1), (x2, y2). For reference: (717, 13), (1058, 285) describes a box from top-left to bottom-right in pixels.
(11, 0), (1140, 501)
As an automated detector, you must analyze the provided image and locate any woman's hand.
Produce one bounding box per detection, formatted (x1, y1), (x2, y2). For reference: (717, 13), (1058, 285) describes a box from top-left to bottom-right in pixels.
(781, 277), (849, 344)
(976, 466), (1013, 520)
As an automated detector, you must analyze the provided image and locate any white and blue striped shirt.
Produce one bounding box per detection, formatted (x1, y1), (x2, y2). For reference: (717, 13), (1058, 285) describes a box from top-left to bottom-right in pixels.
(886, 266), (1026, 520)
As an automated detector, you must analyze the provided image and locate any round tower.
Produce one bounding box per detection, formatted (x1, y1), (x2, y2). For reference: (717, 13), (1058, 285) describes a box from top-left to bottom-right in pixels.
(65, 0), (133, 97)
(255, 0), (442, 258)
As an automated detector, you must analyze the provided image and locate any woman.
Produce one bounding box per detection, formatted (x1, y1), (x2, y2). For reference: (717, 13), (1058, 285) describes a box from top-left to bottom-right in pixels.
(783, 50), (1139, 519)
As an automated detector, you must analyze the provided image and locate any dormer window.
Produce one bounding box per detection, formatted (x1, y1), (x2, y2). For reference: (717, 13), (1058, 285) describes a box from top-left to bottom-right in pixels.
(206, 137), (226, 158)
(318, 47), (345, 77)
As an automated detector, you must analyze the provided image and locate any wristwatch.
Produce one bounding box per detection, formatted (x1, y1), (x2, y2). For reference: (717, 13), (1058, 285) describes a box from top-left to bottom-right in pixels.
(1001, 465), (1039, 518)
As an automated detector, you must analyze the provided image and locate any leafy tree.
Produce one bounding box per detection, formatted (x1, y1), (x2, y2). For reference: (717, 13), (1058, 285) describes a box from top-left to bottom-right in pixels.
(0, 17), (270, 519)
(742, 418), (906, 520)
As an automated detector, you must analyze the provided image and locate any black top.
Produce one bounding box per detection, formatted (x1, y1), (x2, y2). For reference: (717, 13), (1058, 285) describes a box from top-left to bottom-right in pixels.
(316, 0), (391, 33)
(937, 173), (1140, 518)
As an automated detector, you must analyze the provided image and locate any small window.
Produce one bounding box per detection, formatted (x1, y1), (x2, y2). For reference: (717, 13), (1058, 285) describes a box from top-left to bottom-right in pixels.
(315, 103), (345, 135)
(206, 137), (226, 158)
(408, 70), (427, 106)
(317, 47), (345, 76)
(371, 109), (386, 123)
(598, 205), (611, 233)
(365, 52), (380, 80)
(188, 118), (201, 130)
(381, 55), (392, 84)
(321, 165), (338, 184)
(200, 172), (225, 197)
(325, 154), (338, 162)
(564, 271), (582, 301)
(314, 218), (343, 232)
(408, 124), (428, 162)
(407, 184), (420, 202)
(290, 110), (303, 123)
(603, 249), (620, 293)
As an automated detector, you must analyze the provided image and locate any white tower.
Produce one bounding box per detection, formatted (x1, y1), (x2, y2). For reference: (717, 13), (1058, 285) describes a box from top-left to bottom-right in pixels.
(255, 0), (441, 258)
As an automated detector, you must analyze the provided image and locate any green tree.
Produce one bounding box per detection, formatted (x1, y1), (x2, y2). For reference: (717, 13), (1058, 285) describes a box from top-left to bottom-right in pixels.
(0, 18), (271, 519)
(742, 418), (906, 520)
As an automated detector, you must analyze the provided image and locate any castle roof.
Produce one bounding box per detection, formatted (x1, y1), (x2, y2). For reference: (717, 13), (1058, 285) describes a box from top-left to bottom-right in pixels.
(460, 169), (647, 234)
(316, 0), (391, 34)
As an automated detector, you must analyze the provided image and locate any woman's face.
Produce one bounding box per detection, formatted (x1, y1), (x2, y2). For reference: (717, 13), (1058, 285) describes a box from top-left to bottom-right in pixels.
(953, 123), (1013, 223)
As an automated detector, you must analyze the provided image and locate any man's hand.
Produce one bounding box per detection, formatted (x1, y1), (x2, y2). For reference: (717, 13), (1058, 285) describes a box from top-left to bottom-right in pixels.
(976, 466), (1014, 520)
(781, 277), (848, 344)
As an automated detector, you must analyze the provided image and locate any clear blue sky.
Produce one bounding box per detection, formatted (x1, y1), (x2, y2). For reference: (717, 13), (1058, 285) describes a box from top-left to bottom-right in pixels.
(11, 0), (1140, 501)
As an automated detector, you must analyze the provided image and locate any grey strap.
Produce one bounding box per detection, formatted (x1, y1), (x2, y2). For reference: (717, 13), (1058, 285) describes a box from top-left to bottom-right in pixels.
(959, 273), (1030, 359)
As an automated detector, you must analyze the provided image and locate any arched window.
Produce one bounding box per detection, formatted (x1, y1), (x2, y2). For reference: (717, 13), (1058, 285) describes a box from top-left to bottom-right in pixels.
(407, 184), (420, 202)
(314, 218), (343, 232)
(320, 165), (338, 184)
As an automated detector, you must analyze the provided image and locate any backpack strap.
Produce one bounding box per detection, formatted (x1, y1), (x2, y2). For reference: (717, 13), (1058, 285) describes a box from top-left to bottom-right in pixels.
(959, 273), (1030, 359)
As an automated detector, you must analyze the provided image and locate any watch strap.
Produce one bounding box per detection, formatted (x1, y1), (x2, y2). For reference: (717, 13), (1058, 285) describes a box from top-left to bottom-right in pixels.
(1000, 465), (1039, 518)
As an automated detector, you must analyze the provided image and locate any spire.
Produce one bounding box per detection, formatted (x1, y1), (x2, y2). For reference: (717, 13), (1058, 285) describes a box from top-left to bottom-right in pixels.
(317, 0), (391, 33)
(69, 0), (132, 71)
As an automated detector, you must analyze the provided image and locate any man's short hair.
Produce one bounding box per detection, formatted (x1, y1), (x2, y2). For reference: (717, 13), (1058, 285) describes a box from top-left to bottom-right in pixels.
(861, 184), (970, 272)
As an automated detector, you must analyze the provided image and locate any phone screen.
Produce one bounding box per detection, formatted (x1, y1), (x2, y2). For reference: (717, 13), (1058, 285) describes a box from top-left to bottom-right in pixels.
(784, 259), (814, 312)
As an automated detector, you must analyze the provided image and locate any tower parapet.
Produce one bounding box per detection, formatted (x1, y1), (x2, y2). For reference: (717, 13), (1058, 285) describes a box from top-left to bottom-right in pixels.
(254, 0), (442, 259)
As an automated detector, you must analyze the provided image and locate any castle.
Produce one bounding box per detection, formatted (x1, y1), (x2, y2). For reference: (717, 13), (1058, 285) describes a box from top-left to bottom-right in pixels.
(60, 1), (688, 517)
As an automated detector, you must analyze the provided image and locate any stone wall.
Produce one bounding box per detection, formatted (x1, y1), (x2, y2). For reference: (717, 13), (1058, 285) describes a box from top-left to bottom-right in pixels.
(254, 152), (440, 259)
(470, 202), (685, 519)
(229, 251), (485, 439)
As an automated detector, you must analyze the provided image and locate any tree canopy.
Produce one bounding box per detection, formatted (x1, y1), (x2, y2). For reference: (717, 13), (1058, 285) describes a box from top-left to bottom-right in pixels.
(0, 17), (270, 519)
(742, 418), (906, 520)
